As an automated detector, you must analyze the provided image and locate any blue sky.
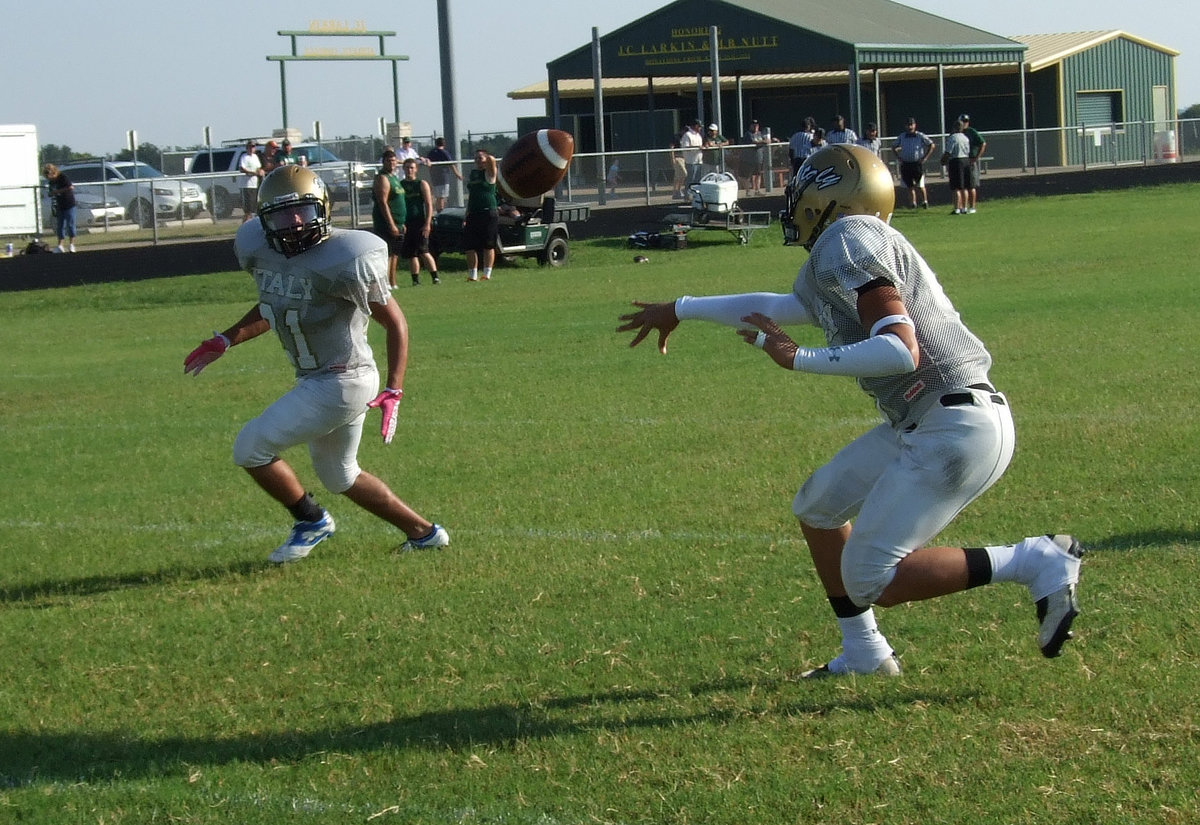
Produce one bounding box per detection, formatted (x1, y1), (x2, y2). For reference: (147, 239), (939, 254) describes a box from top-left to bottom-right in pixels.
(3, 0), (1191, 156)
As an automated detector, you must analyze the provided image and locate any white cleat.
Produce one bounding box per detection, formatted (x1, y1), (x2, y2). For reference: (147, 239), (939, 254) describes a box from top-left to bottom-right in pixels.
(798, 653), (902, 680)
(1029, 534), (1084, 657)
(400, 523), (450, 552)
(268, 511), (335, 564)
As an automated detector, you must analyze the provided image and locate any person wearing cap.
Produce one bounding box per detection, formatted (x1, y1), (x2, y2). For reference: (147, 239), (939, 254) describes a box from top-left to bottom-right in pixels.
(958, 115), (987, 213)
(826, 114), (857, 145)
(238, 139), (263, 223)
(703, 123), (730, 172)
(276, 139), (296, 166)
(940, 120), (972, 215)
(892, 117), (936, 209)
(680, 120), (705, 185)
(398, 136), (421, 163)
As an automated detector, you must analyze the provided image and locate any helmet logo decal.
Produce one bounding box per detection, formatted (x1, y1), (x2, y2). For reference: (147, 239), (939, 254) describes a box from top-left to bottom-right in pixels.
(796, 162), (843, 191)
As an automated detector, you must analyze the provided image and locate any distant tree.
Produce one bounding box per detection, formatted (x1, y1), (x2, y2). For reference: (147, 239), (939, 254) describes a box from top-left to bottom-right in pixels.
(39, 144), (87, 165)
(114, 142), (164, 170)
(1180, 103), (1200, 119)
(460, 133), (516, 159)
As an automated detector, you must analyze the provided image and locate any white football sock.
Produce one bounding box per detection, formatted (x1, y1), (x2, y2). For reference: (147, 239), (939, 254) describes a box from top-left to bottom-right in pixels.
(836, 609), (893, 671)
(985, 536), (1047, 587)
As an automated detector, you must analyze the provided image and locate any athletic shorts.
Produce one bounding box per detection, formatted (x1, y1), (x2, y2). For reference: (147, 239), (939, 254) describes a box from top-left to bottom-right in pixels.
(899, 161), (926, 188)
(461, 211), (499, 252)
(792, 386), (1014, 605)
(966, 160), (981, 189)
(947, 158), (969, 191)
(431, 183), (450, 200)
(401, 223), (430, 258)
(241, 187), (258, 214)
(372, 222), (405, 256)
(232, 368), (378, 493)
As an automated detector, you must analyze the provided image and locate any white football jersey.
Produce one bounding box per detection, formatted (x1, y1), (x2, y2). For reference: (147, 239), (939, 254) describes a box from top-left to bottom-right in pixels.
(793, 215), (992, 427)
(235, 224), (391, 377)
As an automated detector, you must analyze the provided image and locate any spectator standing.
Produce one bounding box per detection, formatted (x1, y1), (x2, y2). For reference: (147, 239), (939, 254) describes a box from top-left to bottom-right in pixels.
(371, 149), (406, 289)
(42, 163), (77, 253)
(238, 140), (263, 223)
(703, 123), (730, 178)
(856, 123), (883, 157)
(959, 114), (987, 213)
(425, 136), (463, 213)
(669, 138), (689, 199)
(892, 117), (935, 209)
(276, 139), (296, 166)
(941, 120), (972, 214)
(744, 119), (768, 194)
(826, 114), (857, 145)
(397, 136), (421, 163)
(261, 140), (280, 174)
(400, 158), (439, 285)
(679, 120), (705, 185)
(788, 117), (817, 175)
(183, 165), (449, 564)
(606, 157), (621, 195)
(463, 148), (499, 282)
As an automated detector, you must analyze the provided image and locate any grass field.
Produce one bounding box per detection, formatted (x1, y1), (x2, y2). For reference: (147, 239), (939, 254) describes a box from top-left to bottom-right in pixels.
(2, 185), (1199, 824)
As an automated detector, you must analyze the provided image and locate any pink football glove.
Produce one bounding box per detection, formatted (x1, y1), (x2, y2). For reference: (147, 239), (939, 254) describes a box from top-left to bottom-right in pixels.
(184, 332), (230, 376)
(366, 388), (404, 444)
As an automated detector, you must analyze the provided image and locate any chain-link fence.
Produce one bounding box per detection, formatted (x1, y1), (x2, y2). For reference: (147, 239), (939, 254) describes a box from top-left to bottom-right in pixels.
(6, 119), (1196, 247)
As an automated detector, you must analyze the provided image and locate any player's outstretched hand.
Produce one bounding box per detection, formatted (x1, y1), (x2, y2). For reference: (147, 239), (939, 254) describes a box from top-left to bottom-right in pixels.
(737, 312), (799, 370)
(184, 332), (230, 376)
(367, 388), (404, 444)
(617, 301), (679, 354)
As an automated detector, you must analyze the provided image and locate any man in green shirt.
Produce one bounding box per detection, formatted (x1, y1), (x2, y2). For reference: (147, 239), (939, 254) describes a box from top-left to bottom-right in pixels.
(371, 149), (406, 289)
(958, 115), (987, 213)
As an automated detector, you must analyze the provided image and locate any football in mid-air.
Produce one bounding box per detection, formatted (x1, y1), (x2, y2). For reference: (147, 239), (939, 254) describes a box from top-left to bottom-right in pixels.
(497, 129), (574, 201)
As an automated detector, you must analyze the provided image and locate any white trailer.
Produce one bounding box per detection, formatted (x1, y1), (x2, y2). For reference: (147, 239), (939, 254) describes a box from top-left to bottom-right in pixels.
(1, 124), (40, 238)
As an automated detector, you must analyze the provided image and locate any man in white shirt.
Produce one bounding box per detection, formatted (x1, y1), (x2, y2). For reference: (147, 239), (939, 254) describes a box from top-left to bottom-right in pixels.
(679, 120), (705, 185)
(237, 140), (263, 224)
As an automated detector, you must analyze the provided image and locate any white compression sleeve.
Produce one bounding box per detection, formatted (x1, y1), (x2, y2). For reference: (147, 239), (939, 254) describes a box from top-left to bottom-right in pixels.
(792, 333), (916, 377)
(675, 292), (814, 327)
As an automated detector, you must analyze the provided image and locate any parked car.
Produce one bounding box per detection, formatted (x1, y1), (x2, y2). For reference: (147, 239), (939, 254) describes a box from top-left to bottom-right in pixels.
(185, 144), (369, 219)
(58, 161), (206, 228)
(41, 188), (125, 230)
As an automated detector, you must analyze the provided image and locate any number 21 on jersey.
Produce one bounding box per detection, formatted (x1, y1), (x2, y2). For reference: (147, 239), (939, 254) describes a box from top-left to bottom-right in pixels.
(259, 302), (318, 369)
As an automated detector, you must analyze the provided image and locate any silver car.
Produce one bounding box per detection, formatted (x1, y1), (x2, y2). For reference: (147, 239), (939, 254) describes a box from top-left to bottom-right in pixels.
(58, 161), (206, 228)
(41, 189), (125, 229)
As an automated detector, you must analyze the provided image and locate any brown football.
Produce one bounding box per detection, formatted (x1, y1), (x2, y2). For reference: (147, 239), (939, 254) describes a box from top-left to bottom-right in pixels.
(497, 129), (575, 200)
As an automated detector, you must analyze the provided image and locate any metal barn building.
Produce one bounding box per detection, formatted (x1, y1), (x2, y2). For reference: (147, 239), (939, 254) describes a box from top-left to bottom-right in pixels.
(510, 0), (1178, 168)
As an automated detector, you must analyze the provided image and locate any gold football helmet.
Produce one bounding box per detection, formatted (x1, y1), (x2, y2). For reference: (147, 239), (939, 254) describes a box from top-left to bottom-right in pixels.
(258, 165), (332, 256)
(780, 143), (894, 249)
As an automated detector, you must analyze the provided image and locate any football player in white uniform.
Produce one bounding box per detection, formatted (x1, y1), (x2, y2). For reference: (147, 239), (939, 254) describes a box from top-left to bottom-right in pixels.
(618, 144), (1082, 676)
(185, 166), (449, 563)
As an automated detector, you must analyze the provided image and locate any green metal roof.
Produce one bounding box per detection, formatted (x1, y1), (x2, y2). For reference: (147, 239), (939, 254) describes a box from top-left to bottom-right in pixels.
(546, 0), (1025, 78)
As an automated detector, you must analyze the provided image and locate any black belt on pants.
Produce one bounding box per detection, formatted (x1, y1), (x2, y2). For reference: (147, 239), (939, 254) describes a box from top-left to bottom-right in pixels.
(940, 382), (1005, 408)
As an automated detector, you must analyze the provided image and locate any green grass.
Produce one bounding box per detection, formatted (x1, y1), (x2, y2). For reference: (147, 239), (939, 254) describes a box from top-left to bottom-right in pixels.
(2, 185), (1199, 824)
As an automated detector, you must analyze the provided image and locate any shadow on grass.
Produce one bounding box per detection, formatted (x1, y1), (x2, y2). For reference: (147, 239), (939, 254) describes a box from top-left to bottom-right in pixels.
(0, 559), (268, 606)
(0, 678), (973, 787)
(1082, 529), (1200, 553)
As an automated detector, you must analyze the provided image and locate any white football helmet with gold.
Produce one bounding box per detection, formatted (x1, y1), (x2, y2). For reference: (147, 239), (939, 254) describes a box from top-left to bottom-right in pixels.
(780, 144), (895, 249)
(257, 166), (332, 256)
